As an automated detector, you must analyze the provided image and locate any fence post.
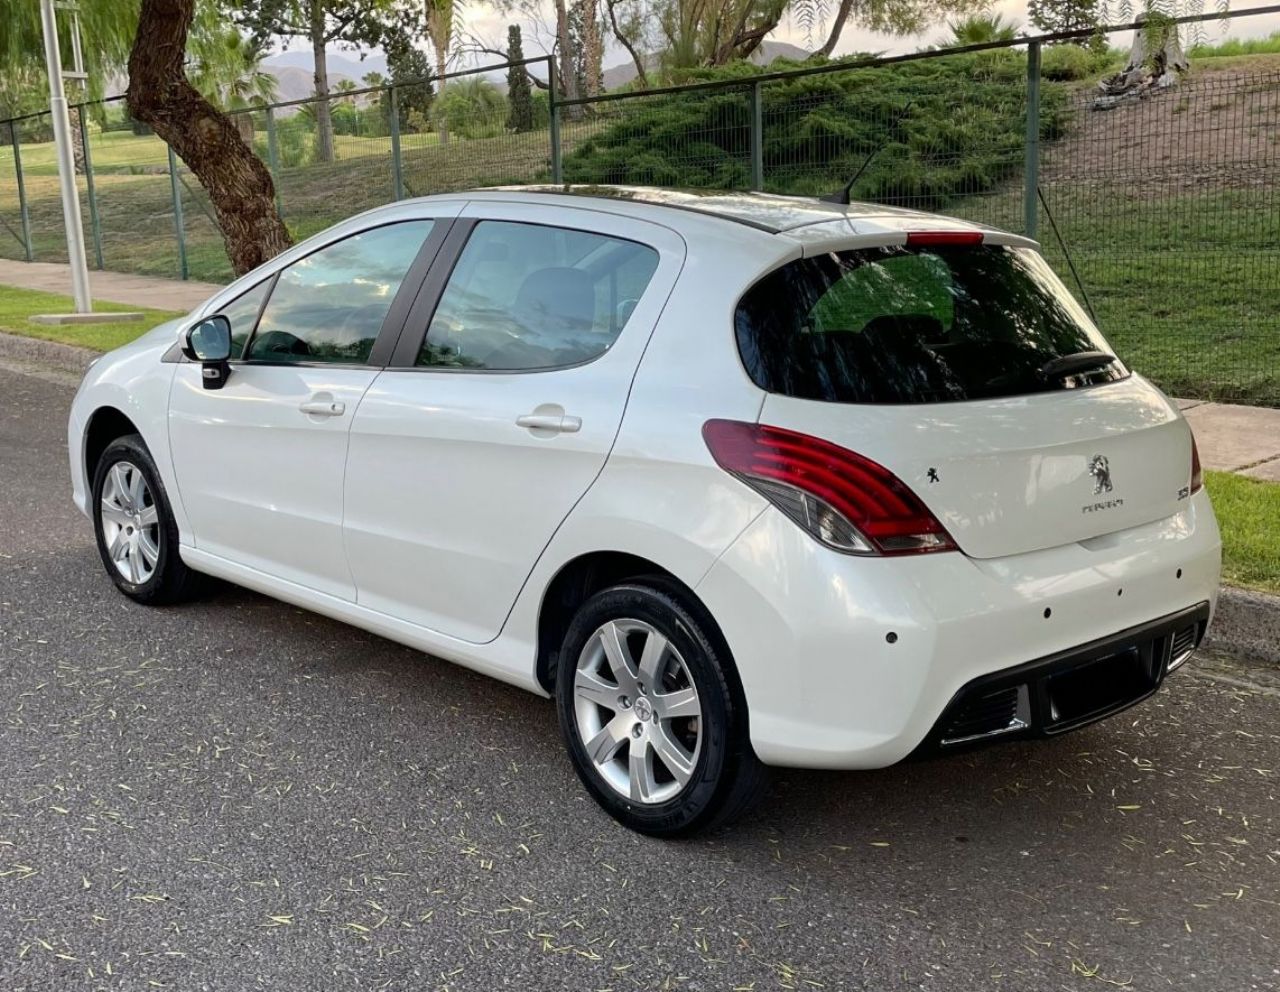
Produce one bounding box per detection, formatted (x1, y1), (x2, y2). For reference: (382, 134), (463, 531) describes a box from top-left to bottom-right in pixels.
(167, 144), (188, 280)
(1023, 40), (1041, 241)
(78, 109), (104, 270)
(265, 105), (284, 220)
(549, 58), (563, 184)
(389, 85), (404, 200)
(10, 123), (33, 261)
(750, 81), (764, 191)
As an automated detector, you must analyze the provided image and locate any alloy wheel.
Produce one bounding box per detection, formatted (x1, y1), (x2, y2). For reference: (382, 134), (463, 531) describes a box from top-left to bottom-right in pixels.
(572, 618), (703, 804)
(99, 460), (160, 584)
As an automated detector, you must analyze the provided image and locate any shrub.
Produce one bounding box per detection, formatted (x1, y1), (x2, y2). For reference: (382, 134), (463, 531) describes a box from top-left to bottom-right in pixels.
(1041, 43), (1116, 81)
(563, 51), (1070, 212)
(431, 78), (508, 140)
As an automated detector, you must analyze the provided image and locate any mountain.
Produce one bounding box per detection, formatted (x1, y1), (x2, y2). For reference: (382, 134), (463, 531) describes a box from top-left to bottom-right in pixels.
(601, 40), (811, 90)
(263, 50), (389, 82)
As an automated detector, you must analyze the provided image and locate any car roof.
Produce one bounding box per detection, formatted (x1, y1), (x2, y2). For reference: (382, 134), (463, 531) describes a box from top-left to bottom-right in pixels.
(472, 184), (1002, 241)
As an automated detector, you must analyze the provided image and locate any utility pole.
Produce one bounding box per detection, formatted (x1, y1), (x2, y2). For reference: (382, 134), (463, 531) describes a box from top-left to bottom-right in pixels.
(40, 0), (92, 313)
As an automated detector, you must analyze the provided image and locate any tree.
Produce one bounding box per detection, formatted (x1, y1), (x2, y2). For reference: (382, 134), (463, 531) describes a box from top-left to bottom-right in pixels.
(1028, 0), (1101, 37)
(128, 0), (291, 275)
(506, 25), (535, 131)
(949, 13), (1020, 46)
(805, 0), (993, 58)
(569, 0), (605, 97)
(423, 0), (464, 142)
(189, 28), (278, 143)
(430, 76), (507, 139)
(237, 0), (391, 163)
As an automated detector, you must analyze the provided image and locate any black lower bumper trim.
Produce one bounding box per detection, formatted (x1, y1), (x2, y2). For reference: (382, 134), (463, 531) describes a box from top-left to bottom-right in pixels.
(911, 601), (1211, 758)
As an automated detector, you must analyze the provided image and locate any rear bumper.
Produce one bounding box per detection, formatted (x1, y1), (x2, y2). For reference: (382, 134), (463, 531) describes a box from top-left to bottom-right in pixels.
(696, 490), (1221, 770)
(909, 601), (1209, 757)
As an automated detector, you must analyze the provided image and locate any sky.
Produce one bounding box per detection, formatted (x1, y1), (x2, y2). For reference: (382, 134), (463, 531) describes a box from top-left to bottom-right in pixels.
(440, 0), (1280, 76)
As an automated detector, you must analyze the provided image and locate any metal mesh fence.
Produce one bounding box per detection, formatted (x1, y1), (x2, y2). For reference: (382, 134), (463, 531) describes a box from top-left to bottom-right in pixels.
(1037, 71), (1280, 407)
(564, 84), (755, 188)
(1, 43), (1277, 405)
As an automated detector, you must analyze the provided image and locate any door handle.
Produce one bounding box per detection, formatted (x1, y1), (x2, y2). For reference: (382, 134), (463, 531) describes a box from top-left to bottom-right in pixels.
(299, 399), (346, 417)
(517, 412), (582, 434)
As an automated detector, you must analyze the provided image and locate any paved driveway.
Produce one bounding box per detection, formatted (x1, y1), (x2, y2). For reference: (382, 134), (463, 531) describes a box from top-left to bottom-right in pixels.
(1, 364), (1277, 991)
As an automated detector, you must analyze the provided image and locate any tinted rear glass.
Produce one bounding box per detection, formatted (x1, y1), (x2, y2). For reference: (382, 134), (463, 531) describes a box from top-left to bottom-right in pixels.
(735, 244), (1128, 404)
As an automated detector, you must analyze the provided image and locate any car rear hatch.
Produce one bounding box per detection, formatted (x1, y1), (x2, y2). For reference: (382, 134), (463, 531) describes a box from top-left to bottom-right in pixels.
(734, 233), (1197, 560)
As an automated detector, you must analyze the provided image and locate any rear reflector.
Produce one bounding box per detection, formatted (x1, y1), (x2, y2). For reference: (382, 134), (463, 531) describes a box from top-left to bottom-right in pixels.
(906, 230), (984, 247)
(702, 419), (956, 556)
(1190, 433), (1203, 495)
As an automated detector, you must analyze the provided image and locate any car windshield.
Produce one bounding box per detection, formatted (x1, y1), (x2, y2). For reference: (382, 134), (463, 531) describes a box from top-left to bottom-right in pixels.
(735, 243), (1128, 404)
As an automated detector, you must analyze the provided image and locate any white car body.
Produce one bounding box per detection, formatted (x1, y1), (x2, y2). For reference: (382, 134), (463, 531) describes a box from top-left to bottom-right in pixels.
(69, 187), (1222, 774)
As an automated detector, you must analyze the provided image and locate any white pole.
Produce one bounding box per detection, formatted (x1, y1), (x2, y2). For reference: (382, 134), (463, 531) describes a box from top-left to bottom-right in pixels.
(40, 0), (92, 313)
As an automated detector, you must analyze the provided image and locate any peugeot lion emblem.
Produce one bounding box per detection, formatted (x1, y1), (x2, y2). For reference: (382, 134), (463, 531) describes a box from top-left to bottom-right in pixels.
(1089, 454), (1113, 495)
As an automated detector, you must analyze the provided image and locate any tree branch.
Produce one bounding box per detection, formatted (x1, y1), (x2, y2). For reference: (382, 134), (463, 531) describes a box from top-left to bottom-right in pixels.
(127, 0), (291, 275)
(604, 0), (649, 87)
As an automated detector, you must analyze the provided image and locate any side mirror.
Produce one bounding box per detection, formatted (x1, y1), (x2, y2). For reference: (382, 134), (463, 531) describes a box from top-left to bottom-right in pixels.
(183, 315), (232, 390)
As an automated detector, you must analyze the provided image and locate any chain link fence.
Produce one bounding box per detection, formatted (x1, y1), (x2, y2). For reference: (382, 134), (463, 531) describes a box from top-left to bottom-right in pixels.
(0, 19), (1277, 404)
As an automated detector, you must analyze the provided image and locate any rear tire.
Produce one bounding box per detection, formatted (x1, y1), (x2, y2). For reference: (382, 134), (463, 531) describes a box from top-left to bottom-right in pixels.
(556, 581), (767, 836)
(91, 434), (200, 605)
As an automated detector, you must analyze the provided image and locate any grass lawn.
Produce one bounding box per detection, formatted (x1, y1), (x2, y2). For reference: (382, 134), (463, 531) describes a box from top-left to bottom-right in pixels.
(0, 286), (179, 352)
(1205, 470), (1280, 596)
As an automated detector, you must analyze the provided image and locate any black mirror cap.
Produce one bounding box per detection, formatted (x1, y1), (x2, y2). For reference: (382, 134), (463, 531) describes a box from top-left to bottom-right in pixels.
(183, 314), (233, 363)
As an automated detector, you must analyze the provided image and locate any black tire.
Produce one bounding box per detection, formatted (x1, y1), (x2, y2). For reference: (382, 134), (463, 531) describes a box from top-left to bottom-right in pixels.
(555, 580), (768, 836)
(91, 433), (201, 605)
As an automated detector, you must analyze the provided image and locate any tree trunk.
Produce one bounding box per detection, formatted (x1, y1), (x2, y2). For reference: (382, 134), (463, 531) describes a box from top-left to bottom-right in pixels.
(605, 0), (648, 88)
(582, 0), (604, 97)
(127, 0), (291, 277)
(70, 106), (87, 174)
(819, 0), (857, 57)
(555, 0), (579, 102)
(435, 47), (449, 145)
(309, 0), (335, 163)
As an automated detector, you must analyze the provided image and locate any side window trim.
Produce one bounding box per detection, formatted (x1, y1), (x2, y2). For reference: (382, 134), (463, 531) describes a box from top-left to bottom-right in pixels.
(233, 270), (281, 363)
(388, 219), (477, 368)
(238, 218), (450, 369)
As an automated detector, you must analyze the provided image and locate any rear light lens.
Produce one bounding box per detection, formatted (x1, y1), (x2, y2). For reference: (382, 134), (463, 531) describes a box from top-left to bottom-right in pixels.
(1190, 433), (1203, 495)
(702, 419), (956, 556)
(905, 231), (984, 247)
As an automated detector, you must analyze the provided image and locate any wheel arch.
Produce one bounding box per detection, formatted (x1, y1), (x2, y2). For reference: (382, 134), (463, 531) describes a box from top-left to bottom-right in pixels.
(84, 406), (142, 484)
(534, 550), (740, 699)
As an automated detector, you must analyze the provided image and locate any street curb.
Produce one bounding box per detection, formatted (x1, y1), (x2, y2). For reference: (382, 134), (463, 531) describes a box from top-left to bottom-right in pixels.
(0, 329), (101, 377)
(1205, 586), (1280, 667)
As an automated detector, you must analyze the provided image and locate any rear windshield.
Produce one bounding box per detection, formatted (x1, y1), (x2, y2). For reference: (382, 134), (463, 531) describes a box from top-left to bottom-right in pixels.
(735, 244), (1128, 404)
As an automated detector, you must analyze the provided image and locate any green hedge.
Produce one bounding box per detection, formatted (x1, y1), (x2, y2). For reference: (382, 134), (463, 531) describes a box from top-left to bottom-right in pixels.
(564, 51), (1073, 211)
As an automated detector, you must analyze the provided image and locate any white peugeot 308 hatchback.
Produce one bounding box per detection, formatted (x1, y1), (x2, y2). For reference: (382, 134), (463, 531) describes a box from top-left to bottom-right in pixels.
(69, 186), (1221, 835)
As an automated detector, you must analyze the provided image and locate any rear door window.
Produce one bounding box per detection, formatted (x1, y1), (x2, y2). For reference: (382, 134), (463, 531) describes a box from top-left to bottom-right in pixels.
(417, 221), (660, 371)
(736, 244), (1128, 404)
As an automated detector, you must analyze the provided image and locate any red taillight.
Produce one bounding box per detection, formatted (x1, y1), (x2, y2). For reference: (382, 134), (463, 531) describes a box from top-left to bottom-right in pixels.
(905, 230), (984, 247)
(702, 419), (956, 556)
(1190, 433), (1203, 495)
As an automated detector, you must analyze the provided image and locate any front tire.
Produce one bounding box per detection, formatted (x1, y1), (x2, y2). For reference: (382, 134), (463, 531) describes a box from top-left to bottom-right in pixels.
(91, 434), (199, 605)
(556, 581), (767, 836)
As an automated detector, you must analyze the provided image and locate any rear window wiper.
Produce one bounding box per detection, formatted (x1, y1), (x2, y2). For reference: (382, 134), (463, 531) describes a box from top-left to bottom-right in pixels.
(1039, 350), (1119, 379)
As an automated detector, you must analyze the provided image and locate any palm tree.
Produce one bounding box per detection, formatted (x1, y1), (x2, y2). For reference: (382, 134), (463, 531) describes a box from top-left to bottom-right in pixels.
(189, 29), (279, 142)
(948, 13), (1020, 46)
(424, 0), (464, 143)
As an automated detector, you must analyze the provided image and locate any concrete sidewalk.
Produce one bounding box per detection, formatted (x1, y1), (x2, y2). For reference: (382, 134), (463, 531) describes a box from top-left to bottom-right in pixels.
(0, 259), (222, 313)
(1180, 399), (1280, 481)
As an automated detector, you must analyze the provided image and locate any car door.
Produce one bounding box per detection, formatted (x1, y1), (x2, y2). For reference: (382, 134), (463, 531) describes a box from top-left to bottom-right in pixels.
(344, 201), (686, 642)
(167, 215), (453, 600)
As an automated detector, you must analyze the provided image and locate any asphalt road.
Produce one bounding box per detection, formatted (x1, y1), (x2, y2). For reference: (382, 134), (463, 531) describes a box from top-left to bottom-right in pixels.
(2, 362), (1278, 992)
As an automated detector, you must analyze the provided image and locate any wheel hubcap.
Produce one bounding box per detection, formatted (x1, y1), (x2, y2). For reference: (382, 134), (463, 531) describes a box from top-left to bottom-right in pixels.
(100, 460), (160, 584)
(573, 618), (703, 805)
